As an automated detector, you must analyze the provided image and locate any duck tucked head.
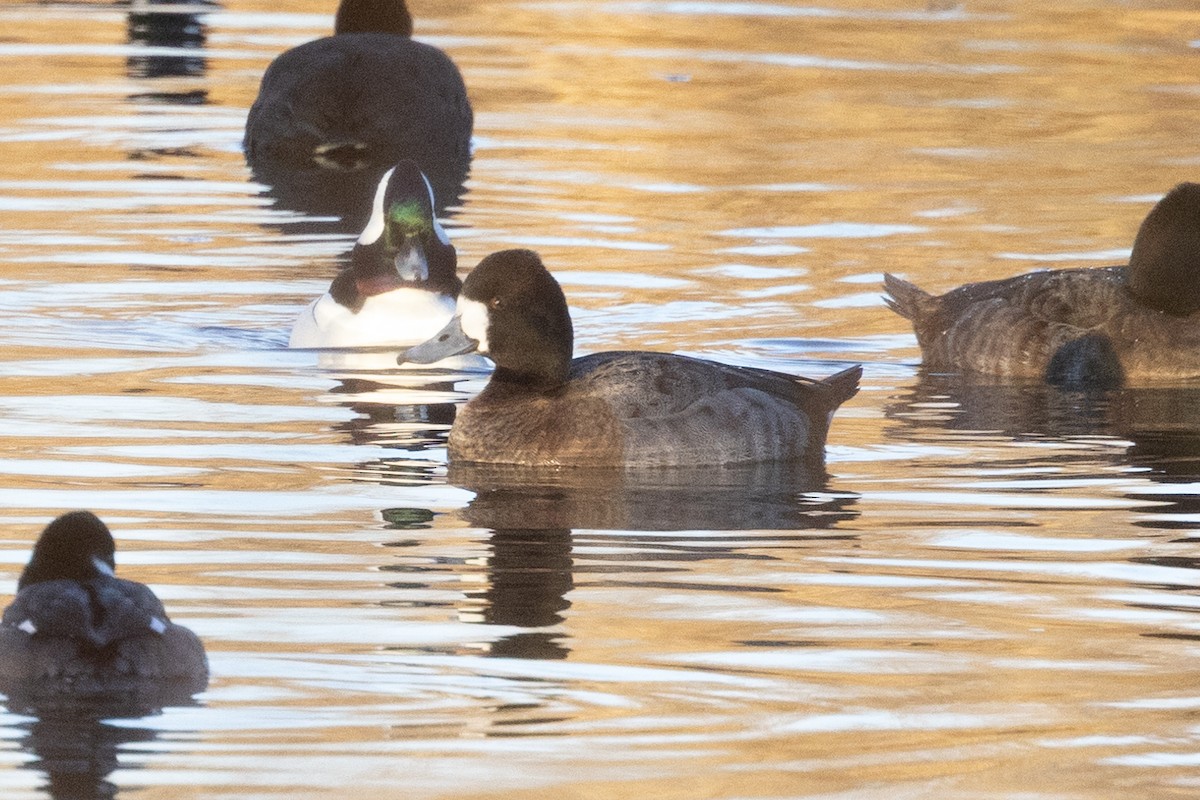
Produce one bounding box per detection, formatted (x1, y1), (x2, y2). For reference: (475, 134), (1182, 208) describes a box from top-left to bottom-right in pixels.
(404, 249), (574, 388)
(334, 0), (413, 36)
(18, 511), (115, 591)
(1128, 182), (1200, 316)
(330, 160), (460, 312)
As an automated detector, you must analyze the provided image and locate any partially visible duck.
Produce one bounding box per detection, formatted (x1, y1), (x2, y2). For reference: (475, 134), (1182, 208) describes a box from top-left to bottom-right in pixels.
(0, 512), (208, 696)
(289, 160), (462, 353)
(244, 0), (472, 223)
(401, 249), (861, 468)
(884, 182), (1200, 387)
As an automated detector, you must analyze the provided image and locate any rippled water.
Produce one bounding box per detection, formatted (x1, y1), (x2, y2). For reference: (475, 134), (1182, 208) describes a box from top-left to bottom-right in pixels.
(2, 0), (1200, 797)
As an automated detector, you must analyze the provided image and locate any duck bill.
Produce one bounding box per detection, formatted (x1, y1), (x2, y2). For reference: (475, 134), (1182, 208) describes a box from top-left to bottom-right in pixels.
(400, 315), (479, 365)
(391, 235), (430, 283)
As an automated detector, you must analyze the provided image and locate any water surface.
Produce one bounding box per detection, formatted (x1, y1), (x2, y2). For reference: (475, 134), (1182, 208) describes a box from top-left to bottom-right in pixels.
(1, 0), (1199, 797)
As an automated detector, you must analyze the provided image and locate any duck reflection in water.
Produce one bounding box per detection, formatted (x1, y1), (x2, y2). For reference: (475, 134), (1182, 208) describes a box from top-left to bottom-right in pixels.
(126, 0), (216, 97)
(440, 462), (860, 660)
(7, 695), (199, 800)
(887, 372), (1200, 518)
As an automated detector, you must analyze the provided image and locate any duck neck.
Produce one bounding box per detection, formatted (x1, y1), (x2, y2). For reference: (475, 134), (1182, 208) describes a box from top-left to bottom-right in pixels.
(489, 364), (569, 396)
(334, 0), (413, 36)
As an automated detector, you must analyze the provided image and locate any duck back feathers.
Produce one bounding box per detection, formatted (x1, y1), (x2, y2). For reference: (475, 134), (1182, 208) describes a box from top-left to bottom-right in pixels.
(884, 183), (1200, 385)
(0, 512), (207, 696)
(243, 0), (472, 224)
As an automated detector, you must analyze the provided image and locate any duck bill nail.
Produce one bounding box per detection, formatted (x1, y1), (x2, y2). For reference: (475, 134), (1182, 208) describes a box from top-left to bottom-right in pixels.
(400, 316), (479, 365)
(394, 241), (429, 282)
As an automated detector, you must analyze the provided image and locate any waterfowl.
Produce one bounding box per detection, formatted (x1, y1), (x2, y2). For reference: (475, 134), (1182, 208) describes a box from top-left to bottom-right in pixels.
(402, 249), (861, 468)
(884, 182), (1200, 387)
(244, 0), (472, 223)
(289, 160), (461, 351)
(0, 511), (208, 696)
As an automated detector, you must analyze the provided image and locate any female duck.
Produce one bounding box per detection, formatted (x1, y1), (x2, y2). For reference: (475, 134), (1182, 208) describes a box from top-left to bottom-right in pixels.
(244, 0), (472, 219)
(289, 160), (461, 352)
(402, 249), (861, 468)
(884, 182), (1200, 387)
(0, 511), (208, 696)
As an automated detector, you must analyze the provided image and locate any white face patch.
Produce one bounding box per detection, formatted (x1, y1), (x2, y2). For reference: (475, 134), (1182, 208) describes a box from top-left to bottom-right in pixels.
(18, 619), (36, 635)
(149, 617), (168, 635)
(357, 167), (396, 245)
(458, 298), (491, 353)
(92, 556), (114, 577)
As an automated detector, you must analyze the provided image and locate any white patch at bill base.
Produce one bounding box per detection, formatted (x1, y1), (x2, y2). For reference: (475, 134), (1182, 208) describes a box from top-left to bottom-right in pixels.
(458, 298), (491, 353)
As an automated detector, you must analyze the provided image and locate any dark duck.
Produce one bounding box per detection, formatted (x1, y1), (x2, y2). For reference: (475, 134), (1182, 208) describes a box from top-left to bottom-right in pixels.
(885, 182), (1200, 388)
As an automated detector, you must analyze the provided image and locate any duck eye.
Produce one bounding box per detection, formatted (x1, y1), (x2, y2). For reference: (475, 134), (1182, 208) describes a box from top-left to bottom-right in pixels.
(489, 297), (502, 310)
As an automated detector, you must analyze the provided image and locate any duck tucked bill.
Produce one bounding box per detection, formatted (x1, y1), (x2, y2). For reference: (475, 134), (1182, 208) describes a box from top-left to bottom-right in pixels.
(401, 249), (861, 468)
(0, 511), (207, 697)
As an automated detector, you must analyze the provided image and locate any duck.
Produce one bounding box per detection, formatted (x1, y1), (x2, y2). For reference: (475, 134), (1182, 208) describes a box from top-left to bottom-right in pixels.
(400, 249), (862, 468)
(289, 160), (463, 355)
(0, 511), (208, 697)
(884, 182), (1200, 388)
(243, 0), (473, 224)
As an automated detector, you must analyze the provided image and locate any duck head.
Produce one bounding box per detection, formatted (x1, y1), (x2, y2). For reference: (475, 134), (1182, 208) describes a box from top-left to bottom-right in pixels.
(1128, 182), (1200, 316)
(334, 0), (413, 36)
(331, 161), (460, 312)
(18, 511), (117, 590)
(403, 249), (574, 388)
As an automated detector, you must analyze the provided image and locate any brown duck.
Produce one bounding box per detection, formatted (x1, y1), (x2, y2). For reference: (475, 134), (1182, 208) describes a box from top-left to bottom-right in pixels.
(884, 182), (1200, 387)
(402, 249), (861, 468)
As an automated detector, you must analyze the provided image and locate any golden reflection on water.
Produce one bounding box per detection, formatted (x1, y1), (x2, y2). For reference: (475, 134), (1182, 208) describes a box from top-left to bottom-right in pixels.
(0, 0), (1199, 798)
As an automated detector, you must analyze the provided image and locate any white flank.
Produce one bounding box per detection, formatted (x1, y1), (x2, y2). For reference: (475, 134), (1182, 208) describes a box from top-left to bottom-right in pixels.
(357, 167), (396, 245)
(289, 287), (456, 349)
(18, 619), (36, 635)
(150, 616), (168, 635)
(458, 298), (491, 353)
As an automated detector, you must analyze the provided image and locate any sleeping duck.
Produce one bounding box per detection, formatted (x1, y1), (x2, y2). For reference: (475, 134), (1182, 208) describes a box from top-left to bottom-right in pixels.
(289, 160), (461, 353)
(401, 249), (861, 468)
(0, 511), (208, 697)
(884, 182), (1200, 387)
(244, 0), (472, 223)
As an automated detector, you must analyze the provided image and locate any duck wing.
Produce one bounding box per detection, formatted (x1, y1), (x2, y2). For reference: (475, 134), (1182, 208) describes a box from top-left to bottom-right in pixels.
(885, 268), (1128, 378)
(570, 353), (860, 466)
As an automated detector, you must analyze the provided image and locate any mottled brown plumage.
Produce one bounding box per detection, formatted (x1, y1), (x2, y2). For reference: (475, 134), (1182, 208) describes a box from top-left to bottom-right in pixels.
(884, 183), (1200, 386)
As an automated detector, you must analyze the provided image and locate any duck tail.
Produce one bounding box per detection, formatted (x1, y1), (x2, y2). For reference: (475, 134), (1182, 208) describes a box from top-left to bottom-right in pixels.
(819, 364), (862, 409)
(882, 273), (932, 321)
